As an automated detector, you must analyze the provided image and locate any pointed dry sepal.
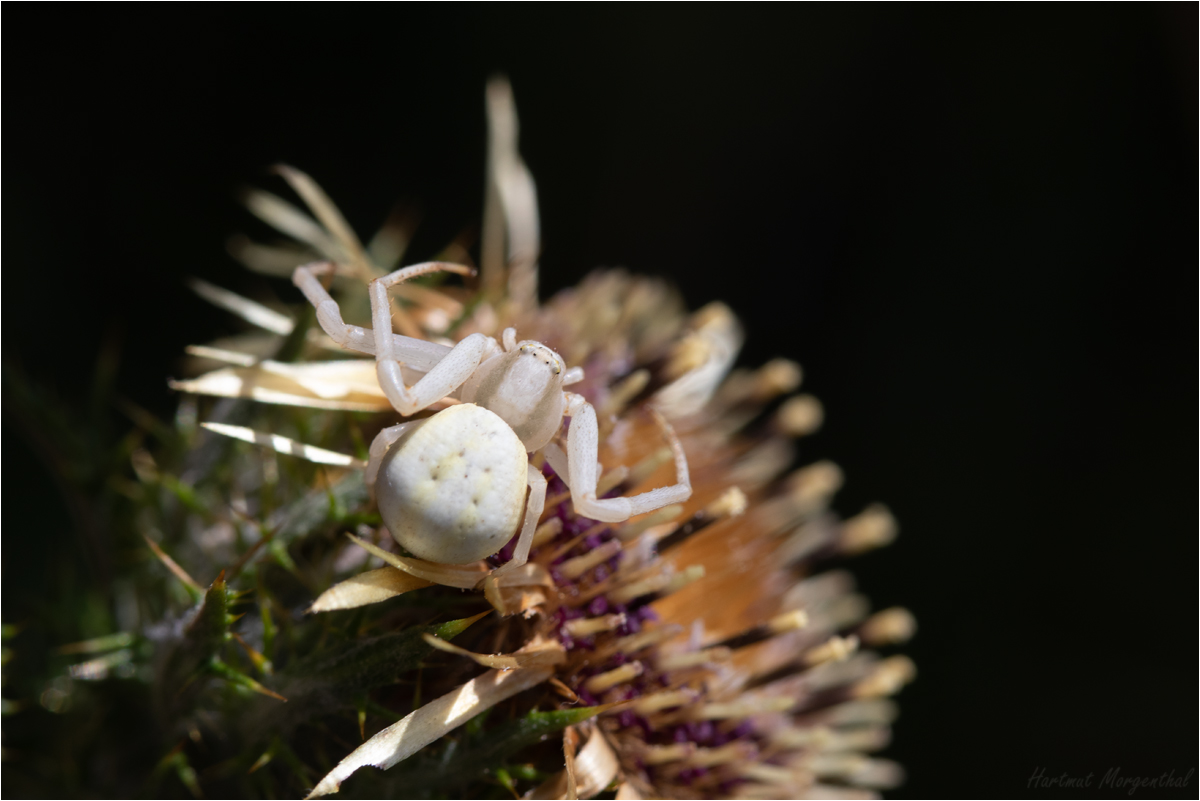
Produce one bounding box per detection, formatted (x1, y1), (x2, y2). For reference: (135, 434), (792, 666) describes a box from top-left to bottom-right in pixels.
(240, 186), (346, 264)
(530, 725), (620, 800)
(306, 641), (565, 798)
(226, 232), (315, 277)
(309, 567), (434, 613)
(482, 561), (555, 616)
(172, 360), (393, 412)
(365, 206), (418, 272)
(186, 277), (296, 335)
(201, 421), (365, 468)
(421, 632), (566, 671)
(346, 533), (489, 589)
(273, 164), (372, 277)
(564, 726), (578, 800)
(481, 76), (541, 309)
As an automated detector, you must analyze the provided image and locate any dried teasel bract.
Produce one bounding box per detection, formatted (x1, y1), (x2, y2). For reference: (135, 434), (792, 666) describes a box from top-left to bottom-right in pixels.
(157, 77), (916, 799)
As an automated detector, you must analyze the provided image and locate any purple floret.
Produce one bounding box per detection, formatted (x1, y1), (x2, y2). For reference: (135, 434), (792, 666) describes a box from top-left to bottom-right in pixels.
(730, 720), (755, 739)
(637, 606), (659, 623)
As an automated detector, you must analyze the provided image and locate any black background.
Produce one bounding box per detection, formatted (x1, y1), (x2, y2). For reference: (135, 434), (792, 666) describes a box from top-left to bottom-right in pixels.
(5, 5), (1196, 798)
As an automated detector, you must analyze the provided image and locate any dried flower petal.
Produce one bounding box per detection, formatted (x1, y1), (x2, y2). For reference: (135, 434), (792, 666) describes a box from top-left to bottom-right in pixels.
(309, 567), (433, 612)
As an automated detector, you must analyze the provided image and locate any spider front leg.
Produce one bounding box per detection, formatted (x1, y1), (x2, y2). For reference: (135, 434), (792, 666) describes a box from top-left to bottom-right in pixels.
(563, 394), (692, 523)
(293, 261), (459, 371)
(369, 262), (500, 416)
(491, 465), (547, 575)
(293, 261), (376, 353)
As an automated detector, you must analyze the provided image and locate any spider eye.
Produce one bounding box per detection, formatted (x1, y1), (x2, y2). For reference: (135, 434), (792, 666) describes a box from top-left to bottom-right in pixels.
(516, 343), (562, 376)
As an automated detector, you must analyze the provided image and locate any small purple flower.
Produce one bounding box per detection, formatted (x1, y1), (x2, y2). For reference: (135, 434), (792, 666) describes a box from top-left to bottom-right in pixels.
(688, 720), (714, 744)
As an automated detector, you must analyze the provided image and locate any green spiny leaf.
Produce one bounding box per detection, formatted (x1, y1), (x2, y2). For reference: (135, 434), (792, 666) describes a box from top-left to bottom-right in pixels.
(208, 657), (286, 701)
(157, 573), (231, 710)
(149, 743), (202, 799)
(495, 766), (519, 798)
(383, 704), (611, 792)
(174, 751), (203, 799)
(159, 473), (206, 514)
(258, 588), (277, 662)
(238, 612), (488, 743)
(267, 538), (298, 574)
(192, 572), (231, 647)
(284, 611), (486, 691)
(273, 472), (367, 543)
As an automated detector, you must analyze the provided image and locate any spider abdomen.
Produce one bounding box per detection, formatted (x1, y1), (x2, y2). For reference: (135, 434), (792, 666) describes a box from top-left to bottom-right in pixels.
(376, 403), (528, 564)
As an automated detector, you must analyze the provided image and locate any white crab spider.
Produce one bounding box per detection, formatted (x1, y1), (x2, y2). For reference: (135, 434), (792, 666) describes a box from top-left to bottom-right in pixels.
(293, 260), (692, 573)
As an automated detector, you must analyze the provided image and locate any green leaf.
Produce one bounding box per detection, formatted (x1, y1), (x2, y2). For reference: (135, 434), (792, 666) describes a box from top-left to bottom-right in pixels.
(159, 473), (207, 514)
(192, 573), (232, 648)
(209, 657), (287, 701)
(148, 744), (203, 799)
(56, 631), (135, 655)
(288, 611), (486, 689)
(157, 573), (232, 710)
(238, 612), (488, 743)
(273, 472), (368, 543)
(259, 590), (277, 663)
(382, 705), (610, 792)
